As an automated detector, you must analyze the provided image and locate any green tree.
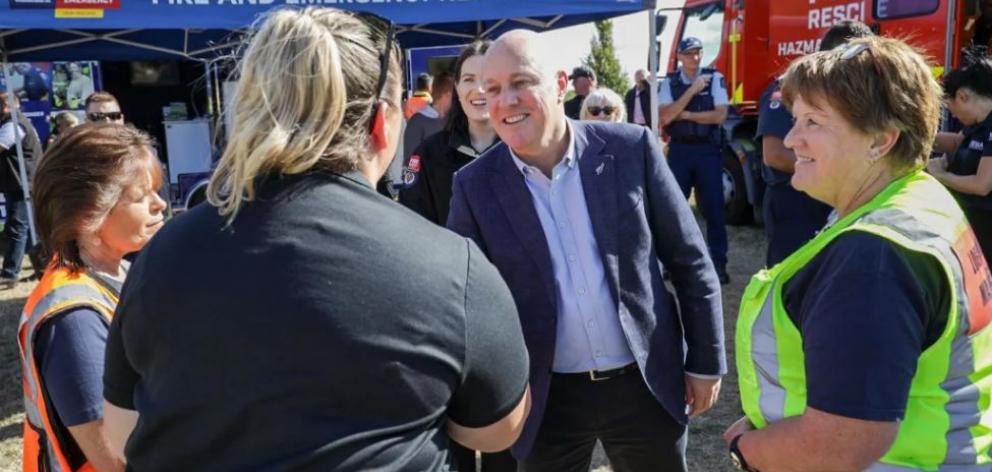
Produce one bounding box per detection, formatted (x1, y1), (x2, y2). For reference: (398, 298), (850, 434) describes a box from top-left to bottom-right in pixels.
(584, 20), (630, 95)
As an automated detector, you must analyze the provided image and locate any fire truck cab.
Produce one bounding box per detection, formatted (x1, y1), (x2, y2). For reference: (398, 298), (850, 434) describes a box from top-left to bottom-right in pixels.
(659, 0), (992, 224)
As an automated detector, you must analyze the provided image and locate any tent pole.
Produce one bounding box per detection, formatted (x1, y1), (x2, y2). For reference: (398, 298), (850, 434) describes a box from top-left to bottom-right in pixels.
(213, 62), (222, 121)
(204, 61), (214, 117)
(0, 59), (39, 250)
(648, 10), (660, 138)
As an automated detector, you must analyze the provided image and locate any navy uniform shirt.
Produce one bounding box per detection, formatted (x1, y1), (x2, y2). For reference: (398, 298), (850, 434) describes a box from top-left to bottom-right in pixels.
(783, 232), (948, 421)
(948, 111), (992, 211)
(755, 80), (794, 186)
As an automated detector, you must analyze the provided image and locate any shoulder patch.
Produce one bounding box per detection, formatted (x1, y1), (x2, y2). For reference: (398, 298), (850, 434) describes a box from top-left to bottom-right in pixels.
(769, 100), (781, 110)
(402, 168), (418, 186)
(407, 154), (422, 172)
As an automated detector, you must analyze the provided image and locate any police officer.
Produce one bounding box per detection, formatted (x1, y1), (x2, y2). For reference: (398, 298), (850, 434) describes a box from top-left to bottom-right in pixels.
(659, 37), (730, 283)
(756, 21), (873, 267)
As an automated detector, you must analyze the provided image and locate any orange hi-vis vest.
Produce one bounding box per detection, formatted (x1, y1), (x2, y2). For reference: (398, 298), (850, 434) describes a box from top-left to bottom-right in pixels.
(18, 267), (119, 472)
(403, 92), (432, 120)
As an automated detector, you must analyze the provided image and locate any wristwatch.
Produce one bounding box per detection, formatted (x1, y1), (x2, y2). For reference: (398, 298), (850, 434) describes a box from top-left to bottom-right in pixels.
(729, 434), (759, 472)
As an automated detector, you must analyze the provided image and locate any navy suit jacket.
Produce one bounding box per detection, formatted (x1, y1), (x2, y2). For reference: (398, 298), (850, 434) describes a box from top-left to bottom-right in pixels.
(446, 120), (726, 458)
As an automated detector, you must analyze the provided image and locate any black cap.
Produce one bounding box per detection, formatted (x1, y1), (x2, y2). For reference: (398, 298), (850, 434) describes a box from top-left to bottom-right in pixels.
(569, 66), (596, 81)
(678, 37), (704, 53)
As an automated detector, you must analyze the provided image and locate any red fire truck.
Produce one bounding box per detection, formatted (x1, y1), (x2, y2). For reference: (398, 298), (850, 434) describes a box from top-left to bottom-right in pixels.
(658, 0), (992, 224)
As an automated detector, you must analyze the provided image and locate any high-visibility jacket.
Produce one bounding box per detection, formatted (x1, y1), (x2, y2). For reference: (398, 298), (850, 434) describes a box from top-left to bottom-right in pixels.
(737, 171), (992, 471)
(18, 267), (119, 472)
(403, 92), (432, 120)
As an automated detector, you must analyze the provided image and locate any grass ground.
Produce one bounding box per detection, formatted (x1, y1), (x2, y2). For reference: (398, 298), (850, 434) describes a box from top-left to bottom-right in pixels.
(0, 223), (766, 471)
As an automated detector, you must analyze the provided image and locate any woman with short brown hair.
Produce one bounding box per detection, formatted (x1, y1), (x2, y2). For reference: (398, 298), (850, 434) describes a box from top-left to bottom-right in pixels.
(725, 36), (992, 471)
(18, 122), (165, 472)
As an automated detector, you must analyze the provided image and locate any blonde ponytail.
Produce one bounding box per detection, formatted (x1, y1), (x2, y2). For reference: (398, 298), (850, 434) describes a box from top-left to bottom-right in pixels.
(208, 7), (400, 223)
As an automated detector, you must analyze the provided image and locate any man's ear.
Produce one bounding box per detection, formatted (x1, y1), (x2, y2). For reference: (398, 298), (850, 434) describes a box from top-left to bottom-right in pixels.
(555, 70), (569, 103)
(369, 102), (389, 151)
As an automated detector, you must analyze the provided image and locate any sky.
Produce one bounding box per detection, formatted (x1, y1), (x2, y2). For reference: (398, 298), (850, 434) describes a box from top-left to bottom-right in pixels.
(531, 1), (684, 91)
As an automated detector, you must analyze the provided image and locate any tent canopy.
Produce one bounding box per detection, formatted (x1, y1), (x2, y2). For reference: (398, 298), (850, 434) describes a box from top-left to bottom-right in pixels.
(0, 1), (655, 61)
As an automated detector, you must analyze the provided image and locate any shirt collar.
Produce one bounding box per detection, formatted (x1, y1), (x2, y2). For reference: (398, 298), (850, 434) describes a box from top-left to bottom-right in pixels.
(509, 121), (577, 176)
(417, 105), (440, 119)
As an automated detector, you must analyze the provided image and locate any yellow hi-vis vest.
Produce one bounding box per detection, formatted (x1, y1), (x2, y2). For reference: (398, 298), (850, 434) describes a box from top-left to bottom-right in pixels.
(737, 171), (992, 471)
(18, 267), (118, 472)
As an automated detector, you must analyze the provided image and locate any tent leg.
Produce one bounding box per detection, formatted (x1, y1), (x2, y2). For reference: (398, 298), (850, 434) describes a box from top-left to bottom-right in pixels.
(1, 59), (39, 250)
(648, 10), (660, 138)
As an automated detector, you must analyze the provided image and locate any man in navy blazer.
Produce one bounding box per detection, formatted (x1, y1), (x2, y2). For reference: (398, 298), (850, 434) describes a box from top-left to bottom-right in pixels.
(446, 30), (726, 471)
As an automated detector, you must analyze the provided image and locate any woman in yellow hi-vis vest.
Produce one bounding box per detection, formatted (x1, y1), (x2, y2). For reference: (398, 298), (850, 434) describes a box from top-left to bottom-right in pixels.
(725, 36), (992, 471)
(18, 123), (165, 472)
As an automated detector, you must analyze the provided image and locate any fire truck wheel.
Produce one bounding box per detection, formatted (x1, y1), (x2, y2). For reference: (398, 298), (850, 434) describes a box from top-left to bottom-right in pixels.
(722, 149), (752, 225)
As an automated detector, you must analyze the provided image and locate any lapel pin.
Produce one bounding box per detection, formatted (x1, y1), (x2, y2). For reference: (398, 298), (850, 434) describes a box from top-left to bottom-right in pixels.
(595, 163), (605, 175)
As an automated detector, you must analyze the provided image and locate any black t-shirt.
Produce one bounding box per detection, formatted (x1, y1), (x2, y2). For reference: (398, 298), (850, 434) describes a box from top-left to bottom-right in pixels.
(103, 171), (529, 471)
(948, 112), (992, 211)
(398, 130), (497, 226)
(564, 94), (585, 120)
(782, 232), (949, 421)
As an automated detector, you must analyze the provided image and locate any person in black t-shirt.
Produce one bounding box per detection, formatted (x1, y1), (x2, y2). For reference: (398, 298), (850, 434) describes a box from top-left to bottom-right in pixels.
(563, 66), (596, 120)
(929, 50), (992, 264)
(101, 8), (530, 471)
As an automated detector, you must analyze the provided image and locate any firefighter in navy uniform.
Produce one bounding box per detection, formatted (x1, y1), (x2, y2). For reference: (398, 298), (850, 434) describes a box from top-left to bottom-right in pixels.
(756, 79), (832, 267)
(399, 130), (499, 225)
(398, 42), (502, 231)
(756, 21), (874, 267)
(659, 37), (730, 283)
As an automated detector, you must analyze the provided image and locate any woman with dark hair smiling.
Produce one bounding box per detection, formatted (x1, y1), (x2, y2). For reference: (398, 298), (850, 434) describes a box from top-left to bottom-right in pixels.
(399, 41), (500, 226)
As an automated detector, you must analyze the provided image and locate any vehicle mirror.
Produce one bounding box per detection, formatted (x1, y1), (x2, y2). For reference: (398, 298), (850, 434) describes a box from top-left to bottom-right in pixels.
(655, 12), (668, 36)
(700, 4), (718, 21)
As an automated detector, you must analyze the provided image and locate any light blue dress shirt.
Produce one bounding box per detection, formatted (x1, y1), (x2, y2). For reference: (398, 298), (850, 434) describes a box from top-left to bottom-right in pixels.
(509, 125), (636, 373)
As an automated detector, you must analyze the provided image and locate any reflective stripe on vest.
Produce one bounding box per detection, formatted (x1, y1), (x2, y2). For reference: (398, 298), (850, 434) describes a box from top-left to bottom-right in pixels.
(18, 268), (117, 472)
(736, 172), (992, 469)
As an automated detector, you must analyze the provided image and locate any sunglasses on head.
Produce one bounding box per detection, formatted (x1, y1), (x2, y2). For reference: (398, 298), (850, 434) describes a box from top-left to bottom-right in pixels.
(839, 42), (883, 77)
(587, 106), (616, 117)
(353, 11), (397, 133)
(87, 111), (122, 122)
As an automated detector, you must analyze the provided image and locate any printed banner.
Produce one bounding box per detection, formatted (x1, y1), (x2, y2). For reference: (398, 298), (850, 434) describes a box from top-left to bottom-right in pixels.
(0, 61), (103, 145)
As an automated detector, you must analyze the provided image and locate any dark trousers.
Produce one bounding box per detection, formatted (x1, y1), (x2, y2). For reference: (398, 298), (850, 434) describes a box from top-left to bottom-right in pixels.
(667, 143), (728, 268)
(762, 183), (832, 267)
(521, 368), (687, 472)
(2, 189), (30, 279)
(451, 443), (515, 472)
